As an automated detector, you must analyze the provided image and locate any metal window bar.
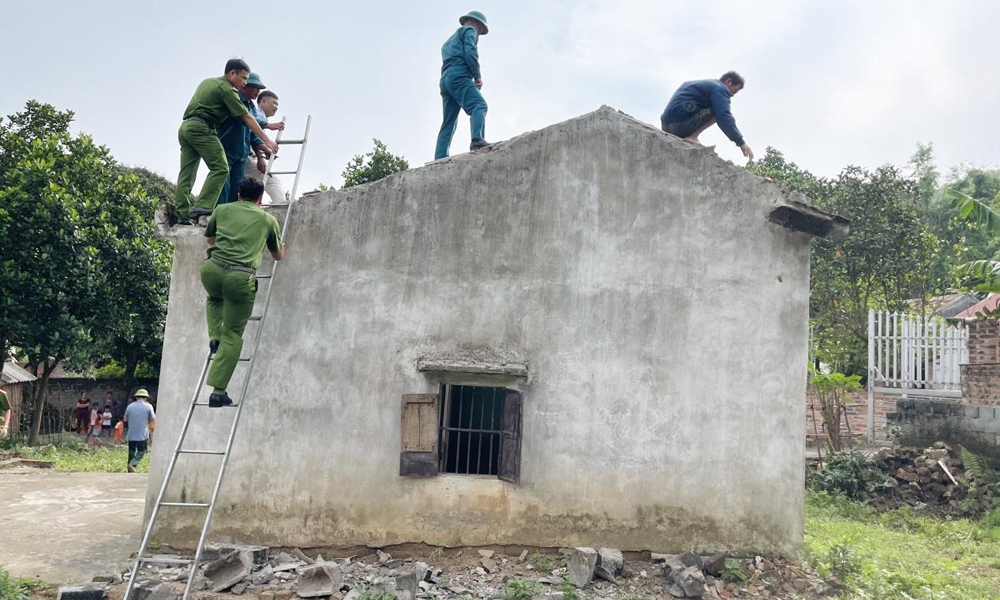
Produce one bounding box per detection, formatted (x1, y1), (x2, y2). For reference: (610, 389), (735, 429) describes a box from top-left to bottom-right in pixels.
(123, 115), (312, 600)
(440, 386), (505, 476)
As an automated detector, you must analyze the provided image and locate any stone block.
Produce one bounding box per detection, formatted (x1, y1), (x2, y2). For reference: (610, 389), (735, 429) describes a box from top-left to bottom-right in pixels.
(567, 547), (598, 588)
(204, 549), (254, 592)
(296, 564), (344, 598)
(203, 545), (268, 565)
(678, 551), (704, 570)
(57, 583), (107, 600)
(597, 548), (623, 575)
(703, 552), (728, 577)
(394, 572), (417, 600)
(674, 565), (706, 597)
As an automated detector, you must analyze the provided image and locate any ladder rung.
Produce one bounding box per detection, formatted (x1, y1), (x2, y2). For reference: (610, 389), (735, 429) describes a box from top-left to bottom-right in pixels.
(277, 139), (305, 145)
(177, 449), (226, 456)
(159, 502), (210, 508)
(256, 274), (272, 279)
(269, 170), (297, 175)
(193, 402), (239, 407)
(140, 557), (194, 565)
(248, 316), (262, 321)
(208, 356), (251, 362)
(266, 203), (291, 208)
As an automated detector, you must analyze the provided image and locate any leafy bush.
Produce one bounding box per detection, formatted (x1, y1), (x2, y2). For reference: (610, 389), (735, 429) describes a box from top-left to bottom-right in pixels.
(0, 566), (29, 600)
(720, 559), (749, 583)
(503, 579), (542, 600)
(809, 449), (894, 499)
(556, 579), (580, 600)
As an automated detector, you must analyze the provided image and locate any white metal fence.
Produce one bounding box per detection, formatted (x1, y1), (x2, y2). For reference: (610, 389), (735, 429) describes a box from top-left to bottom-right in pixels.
(867, 309), (968, 394)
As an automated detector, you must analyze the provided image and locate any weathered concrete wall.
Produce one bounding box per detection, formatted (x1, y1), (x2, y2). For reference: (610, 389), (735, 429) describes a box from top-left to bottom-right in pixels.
(889, 399), (1000, 460)
(149, 107), (817, 555)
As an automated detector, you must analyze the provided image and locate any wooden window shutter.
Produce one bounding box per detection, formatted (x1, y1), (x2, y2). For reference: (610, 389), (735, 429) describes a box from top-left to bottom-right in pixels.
(498, 389), (523, 483)
(399, 393), (440, 477)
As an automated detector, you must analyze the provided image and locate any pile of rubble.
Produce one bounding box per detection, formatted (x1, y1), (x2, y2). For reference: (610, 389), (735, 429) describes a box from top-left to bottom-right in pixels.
(58, 544), (837, 600)
(865, 443), (970, 512)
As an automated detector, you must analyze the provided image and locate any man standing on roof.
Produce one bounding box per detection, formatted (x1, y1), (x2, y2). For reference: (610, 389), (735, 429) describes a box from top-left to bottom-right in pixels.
(245, 90), (286, 205)
(661, 71), (754, 162)
(434, 11), (491, 160)
(201, 178), (285, 408)
(172, 59), (279, 226)
(217, 72), (269, 208)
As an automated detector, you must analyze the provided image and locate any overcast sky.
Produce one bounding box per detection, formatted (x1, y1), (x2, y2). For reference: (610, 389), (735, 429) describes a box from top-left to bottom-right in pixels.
(5, 1), (998, 194)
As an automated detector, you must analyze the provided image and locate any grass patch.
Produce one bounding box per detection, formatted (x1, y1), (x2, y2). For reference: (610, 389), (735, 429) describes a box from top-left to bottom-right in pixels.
(2, 433), (149, 473)
(0, 565), (37, 600)
(805, 490), (1000, 599)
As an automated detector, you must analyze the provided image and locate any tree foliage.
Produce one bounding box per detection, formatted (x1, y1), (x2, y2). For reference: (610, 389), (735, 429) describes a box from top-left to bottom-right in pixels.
(751, 149), (940, 375)
(341, 139), (409, 189)
(0, 102), (170, 443)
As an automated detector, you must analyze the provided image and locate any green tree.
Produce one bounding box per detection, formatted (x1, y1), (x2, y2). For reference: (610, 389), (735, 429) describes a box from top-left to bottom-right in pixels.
(340, 139), (409, 188)
(750, 149), (939, 375)
(93, 167), (173, 394)
(0, 102), (168, 443)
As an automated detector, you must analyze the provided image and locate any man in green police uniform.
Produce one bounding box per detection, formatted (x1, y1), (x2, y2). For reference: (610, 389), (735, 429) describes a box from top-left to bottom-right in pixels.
(201, 177), (285, 407)
(173, 59), (280, 225)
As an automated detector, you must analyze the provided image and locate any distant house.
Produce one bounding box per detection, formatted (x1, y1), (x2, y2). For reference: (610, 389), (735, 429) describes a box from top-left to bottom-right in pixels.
(1, 361), (36, 437)
(150, 107), (847, 555)
(953, 294), (1000, 320)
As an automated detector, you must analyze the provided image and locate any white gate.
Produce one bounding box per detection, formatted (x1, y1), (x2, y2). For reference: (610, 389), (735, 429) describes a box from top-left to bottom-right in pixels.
(865, 309), (968, 443)
(867, 309), (967, 394)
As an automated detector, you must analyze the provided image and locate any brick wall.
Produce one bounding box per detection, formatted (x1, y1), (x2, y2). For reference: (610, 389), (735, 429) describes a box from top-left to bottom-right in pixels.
(805, 390), (898, 444)
(966, 318), (1000, 365)
(961, 363), (1000, 406)
(12, 378), (159, 435)
(889, 398), (1000, 460)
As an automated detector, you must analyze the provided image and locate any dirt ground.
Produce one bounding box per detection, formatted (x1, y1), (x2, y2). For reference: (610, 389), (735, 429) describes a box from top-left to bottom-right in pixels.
(0, 468), (147, 583)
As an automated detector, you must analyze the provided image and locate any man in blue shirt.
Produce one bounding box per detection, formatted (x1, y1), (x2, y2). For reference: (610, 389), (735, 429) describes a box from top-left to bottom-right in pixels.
(216, 72), (268, 209)
(661, 71), (754, 162)
(434, 11), (490, 160)
(123, 389), (156, 473)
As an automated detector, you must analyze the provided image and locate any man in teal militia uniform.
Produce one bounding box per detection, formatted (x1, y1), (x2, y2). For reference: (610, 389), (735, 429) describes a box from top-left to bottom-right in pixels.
(174, 59), (279, 224)
(201, 178), (286, 407)
(434, 11), (491, 159)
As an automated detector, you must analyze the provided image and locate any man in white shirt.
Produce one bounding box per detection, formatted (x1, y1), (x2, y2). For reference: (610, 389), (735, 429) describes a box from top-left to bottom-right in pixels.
(246, 90), (286, 205)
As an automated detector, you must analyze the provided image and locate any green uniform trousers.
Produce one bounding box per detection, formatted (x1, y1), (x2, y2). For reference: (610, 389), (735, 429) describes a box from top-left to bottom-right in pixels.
(175, 119), (230, 219)
(200, 260), (256, 392)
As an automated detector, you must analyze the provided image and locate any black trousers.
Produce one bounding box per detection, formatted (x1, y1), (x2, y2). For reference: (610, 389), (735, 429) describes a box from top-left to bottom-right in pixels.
(128, 440), (148, 467)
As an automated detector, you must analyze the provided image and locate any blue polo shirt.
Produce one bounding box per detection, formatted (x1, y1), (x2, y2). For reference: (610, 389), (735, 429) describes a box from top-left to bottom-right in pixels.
(124, 400), (155, 442)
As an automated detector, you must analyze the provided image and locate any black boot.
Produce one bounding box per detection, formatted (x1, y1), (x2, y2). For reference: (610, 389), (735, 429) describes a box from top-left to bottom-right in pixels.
(209, 340), (220, 355)
(470, 138), (491, 152)
(208, 393), (234, 408)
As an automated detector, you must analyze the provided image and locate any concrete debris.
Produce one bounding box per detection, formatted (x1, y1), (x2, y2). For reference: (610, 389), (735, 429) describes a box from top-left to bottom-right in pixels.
(295, 564), (344, 598)
(204, 549), (254, 592)
(567, 547), (598, 588)
(107, 544), (835, 600)
(90, 573), (123, 585)
(598, 548), (624, 575)
(478, 549), (495, 559)
(290, 548), (316, 564)
(57, 583), (108, 600)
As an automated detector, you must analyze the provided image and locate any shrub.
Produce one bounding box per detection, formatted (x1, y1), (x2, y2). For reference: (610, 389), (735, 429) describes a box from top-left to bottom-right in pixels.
(809, 449), (894, 500)
(0, 566), (29, 600)
(503, 579), (542, 600)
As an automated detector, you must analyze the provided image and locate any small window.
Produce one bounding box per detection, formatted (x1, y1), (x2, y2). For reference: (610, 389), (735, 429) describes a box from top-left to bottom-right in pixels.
(440, 385), (505, 475)
(399, 385), (522, 482)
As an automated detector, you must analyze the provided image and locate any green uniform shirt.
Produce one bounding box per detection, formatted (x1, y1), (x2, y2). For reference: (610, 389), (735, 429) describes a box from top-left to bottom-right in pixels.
(0, 391), (9, 414)
(182, 76), (249, 129)
(204, 201), (282, 269)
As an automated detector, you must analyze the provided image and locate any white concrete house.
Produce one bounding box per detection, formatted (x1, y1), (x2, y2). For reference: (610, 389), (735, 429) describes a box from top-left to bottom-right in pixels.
(150, 107), (846, 555)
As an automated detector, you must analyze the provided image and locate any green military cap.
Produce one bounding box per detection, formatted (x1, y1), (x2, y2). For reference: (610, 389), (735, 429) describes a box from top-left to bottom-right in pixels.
(246, 72), (266, 89)
(459, 11), (488, 34)
(134, 389), (150, 398)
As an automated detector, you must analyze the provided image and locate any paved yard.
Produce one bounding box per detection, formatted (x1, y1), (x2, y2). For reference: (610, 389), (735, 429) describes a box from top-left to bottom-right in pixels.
(0, 469), (147, 583)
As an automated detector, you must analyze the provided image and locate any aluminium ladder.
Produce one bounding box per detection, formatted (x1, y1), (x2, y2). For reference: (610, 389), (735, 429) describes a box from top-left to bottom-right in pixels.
(122, 115), (313, 600)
